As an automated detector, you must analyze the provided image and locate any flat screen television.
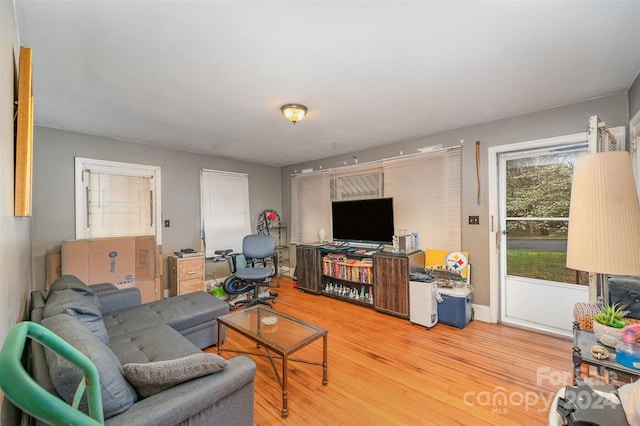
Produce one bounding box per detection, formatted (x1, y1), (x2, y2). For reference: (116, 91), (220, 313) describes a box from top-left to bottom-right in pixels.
(331, 198), (394, 244)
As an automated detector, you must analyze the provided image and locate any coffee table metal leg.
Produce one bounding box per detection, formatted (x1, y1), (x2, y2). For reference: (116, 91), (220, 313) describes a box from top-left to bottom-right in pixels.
(217, 322), (222, 355)
(281, 356), (289, 418)
(322, 334), (328, 386)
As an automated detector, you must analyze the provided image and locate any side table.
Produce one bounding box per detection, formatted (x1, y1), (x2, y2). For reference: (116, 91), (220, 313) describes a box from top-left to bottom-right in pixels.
(572, 322), (640, 385)
(168, 254), (204, 296)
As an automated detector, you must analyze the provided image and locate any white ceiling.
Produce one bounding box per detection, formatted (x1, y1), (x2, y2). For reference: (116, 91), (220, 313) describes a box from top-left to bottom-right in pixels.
(14, 1), (640, 167)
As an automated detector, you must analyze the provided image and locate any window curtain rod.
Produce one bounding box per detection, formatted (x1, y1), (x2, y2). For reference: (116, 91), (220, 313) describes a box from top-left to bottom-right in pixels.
(85, 169), (154, 179)
(201, 169), (248, 178)
(290, 145), (462, 177)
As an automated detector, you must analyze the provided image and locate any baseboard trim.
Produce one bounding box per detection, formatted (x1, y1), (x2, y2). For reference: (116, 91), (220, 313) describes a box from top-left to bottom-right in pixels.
(471, 304), (492, 323)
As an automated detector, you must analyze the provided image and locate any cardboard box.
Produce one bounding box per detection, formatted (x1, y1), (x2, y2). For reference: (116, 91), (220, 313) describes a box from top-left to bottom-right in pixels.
(62, 240), (90, 284)
(46, 250), (62, 289)
(136, 277), (162, 303)
(62, 236), (163, 295)
(62, 237), (137, 287)
(398, 235), (414, 253)
(135, 236), (156, 280)
(155, 245), (163, 277)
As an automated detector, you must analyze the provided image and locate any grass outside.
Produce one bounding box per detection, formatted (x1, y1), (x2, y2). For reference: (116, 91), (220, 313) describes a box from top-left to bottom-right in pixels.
(507, 249), (587, 285)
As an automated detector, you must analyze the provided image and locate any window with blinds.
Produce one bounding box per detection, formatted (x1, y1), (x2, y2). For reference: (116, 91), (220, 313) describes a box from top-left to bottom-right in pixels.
(383, 148), (461, 250)
(290, 147), (461, 250)
(291, 171), (332, 244)
(75, 158), (161, 241)
(201, 170), (251, 257)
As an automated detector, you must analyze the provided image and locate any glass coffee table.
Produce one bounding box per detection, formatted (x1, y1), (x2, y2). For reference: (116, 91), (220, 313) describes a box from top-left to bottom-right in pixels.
(217, 306), (328, 418)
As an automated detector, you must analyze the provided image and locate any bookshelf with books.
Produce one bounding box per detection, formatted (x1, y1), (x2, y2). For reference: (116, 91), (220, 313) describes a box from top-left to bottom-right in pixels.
(320, 251), (375, 307)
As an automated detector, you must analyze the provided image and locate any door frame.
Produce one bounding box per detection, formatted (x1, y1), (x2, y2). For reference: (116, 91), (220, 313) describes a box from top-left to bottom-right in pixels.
(630, 109), (640, 200)
(487, 132), (587, 323)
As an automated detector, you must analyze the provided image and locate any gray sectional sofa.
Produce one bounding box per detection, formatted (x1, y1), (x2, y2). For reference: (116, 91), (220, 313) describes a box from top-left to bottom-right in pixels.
(29, 275), (256, 425)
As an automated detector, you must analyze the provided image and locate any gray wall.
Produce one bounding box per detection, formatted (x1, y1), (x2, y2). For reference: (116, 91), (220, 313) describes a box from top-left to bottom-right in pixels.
(282, 92), (630, 307)
(0, 1), (33, 423)
(32, 127), (282, 292)
(630, 72), (640, 119)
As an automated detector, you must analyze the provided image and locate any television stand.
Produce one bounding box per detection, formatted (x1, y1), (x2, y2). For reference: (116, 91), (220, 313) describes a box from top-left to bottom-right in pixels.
(295, 244), (425, 318)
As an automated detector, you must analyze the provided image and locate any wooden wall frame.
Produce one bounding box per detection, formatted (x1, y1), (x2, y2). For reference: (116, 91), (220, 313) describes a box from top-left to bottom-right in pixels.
(15, 46), (33, 217)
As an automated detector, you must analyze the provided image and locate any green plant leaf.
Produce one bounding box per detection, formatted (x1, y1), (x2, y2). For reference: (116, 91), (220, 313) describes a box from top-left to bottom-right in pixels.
(593, 303), (630, 328)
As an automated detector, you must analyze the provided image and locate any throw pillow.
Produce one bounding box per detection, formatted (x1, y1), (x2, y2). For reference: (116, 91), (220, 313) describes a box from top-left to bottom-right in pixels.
(43, 288), (109, 345)
(41, 314), (137, 419)
(49, 275), (102, 311)
(123, 353), (228, 398)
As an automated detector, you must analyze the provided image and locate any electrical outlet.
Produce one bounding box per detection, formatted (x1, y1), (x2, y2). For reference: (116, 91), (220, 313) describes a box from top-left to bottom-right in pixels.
(469, 216), (480, 225)
(164, 219), (170, 227)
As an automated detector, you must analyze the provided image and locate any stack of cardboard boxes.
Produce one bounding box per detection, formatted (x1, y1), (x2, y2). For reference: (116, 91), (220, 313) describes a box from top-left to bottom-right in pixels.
(46, 236), (163, 303)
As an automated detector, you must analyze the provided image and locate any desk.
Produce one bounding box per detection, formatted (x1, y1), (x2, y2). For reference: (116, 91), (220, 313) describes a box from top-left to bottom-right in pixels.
(572, 322), (640, 385)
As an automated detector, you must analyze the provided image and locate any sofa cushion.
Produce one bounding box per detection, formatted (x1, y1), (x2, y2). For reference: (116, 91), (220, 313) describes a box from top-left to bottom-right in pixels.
(102, 306), (167, 338)
(108, 323), (202, 365)
(145, 292), (229, 332)
(102, 291), (227, 338)
(43, 288), (109, 345)
(41, 314), (137, 419)
(49, 275), (102, 310)
(122, 353), (228, 398)
(89, 283), (119, 293)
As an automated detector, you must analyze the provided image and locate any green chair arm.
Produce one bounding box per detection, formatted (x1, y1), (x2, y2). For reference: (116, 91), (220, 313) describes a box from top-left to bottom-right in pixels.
(0, 321), (104, 425)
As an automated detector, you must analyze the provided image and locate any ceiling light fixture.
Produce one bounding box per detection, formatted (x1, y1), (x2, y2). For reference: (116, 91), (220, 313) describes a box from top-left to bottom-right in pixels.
(281, 104), (308, 125)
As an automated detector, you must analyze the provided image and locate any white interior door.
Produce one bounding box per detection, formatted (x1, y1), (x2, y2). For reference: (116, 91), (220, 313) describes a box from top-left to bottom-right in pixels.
(498, 143), (589, 336)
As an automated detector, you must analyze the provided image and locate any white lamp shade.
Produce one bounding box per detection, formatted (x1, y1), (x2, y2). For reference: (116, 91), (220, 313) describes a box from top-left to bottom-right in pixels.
(566, 151), (640, 275)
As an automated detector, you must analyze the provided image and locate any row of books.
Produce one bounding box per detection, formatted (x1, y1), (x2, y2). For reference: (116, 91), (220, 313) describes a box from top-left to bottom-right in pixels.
(322, 256), (373, 284)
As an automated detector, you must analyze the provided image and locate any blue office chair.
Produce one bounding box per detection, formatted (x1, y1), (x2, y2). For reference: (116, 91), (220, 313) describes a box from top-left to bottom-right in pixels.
(222, 234), (278, 308)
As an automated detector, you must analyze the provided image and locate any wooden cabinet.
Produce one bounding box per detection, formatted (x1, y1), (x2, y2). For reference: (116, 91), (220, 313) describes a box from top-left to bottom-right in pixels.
(296, 245), (322, 294)
(295, 245), (425, 319)
(168, 254), (204, 296)
(373, 251), (425, 319)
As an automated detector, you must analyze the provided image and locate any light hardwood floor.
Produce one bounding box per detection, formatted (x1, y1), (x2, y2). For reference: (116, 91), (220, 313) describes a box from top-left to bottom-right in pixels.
(207, 277), (573, 425)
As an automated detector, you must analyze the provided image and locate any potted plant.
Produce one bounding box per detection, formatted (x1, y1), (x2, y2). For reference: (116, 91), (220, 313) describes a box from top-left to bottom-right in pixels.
(592, 303), (630, 347)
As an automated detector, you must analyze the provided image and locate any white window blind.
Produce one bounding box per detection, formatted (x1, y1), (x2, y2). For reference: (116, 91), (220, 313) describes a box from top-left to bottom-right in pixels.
(75, 158), (160, 241)
(291, 171), (332, 244)
(331, 165), (383, 201)
(201, 170), (251, 257)
(383, 148), (461, 250)
(290, 147), (461, 250)
(85, 172), (153, 238)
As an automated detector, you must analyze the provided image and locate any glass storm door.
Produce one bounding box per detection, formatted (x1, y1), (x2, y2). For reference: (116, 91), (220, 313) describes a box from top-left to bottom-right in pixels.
(499, 144), (589, 335)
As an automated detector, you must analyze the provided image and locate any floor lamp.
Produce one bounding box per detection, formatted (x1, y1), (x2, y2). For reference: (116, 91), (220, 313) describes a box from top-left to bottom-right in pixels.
(566, 151), (640, 304)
